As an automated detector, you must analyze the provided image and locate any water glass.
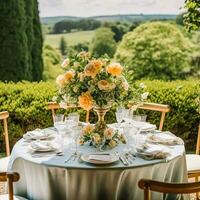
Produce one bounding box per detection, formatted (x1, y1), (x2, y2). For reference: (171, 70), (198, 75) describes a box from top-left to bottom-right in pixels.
(68, 113), (80, 127)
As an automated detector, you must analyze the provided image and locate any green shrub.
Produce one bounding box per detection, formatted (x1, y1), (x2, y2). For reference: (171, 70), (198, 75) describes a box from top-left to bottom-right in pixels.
(115, 22), (195, 81)
(0, 80), (199, 152)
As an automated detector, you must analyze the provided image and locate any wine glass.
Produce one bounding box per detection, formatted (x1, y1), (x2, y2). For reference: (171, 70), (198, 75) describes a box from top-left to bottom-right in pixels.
(115, 112), (123, 127)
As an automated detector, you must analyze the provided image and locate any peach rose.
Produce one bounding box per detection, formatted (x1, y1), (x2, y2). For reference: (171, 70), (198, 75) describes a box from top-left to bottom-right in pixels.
(122, 81), (129, 91)
(90, 60), (103, 71)
(56, 74), (66, 87)
(61, 58), (70, 68)
(63, 70), (75, 82)
(84, 62), (101, 78)
(104, 128), (114, 139)
(83, 124), (94, 135)
(78, 91), (93, 111)
(106, 63), (123, 77)
(98, 80), (115, 91)
(78, 51), (91, 59)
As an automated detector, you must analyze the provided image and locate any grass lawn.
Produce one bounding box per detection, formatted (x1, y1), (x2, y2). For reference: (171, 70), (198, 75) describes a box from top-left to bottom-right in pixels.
(44, 30), (95, 49)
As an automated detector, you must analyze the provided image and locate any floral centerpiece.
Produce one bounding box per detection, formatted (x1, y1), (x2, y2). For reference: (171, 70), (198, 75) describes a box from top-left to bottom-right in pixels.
(55, 51), (147, 149)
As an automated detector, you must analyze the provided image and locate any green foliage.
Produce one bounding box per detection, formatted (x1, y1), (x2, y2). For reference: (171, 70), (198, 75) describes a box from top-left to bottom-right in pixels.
(0, 80), (199, 152)
(176, 13), (185, 26)
(43, 45), (63, 81)
(0, 0), (30, 81)
(31, 0), (44, 81)
(0, 0), (43, 82)
(141, 80), (200, 150)
(59, 36), (67, 55)
(53, 19), (101, 34)
(115, 22), (195, 81)
(102, 21), (133, 42)
(90, 28), (117, 57)
(184, 0), (200, 31)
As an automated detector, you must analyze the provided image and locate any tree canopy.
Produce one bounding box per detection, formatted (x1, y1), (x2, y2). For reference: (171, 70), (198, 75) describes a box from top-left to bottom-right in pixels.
(90, 28), (117, 57)
(184, 0), (200, 31)
(115, 22), (195, 81)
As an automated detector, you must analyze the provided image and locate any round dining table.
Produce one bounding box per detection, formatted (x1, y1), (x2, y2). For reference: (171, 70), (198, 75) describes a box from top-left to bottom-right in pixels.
(8, 127), (188, 200)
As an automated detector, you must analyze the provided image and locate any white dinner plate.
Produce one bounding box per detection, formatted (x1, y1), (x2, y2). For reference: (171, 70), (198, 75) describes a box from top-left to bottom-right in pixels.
(81, 154), (119, 165)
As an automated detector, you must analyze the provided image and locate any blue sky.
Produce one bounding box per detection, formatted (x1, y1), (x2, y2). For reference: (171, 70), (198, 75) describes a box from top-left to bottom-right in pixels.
(38, 0), (185, 17)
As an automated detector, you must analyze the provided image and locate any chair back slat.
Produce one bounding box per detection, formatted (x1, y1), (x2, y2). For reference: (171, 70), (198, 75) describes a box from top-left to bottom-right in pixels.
(0, 111), (10, 156)
(196, 124), (200, 155)
(139, 179), (200, 200)
(135, 103), (170, 131)
(47, 102), (90, 123)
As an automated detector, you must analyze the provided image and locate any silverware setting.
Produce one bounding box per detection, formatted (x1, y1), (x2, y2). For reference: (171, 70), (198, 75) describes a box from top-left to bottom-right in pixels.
(31, 150), (64, 158)
(115, 151), (135, 166)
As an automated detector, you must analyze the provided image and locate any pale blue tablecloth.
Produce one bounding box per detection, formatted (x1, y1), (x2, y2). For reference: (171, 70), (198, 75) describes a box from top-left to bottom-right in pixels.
(8, 128), (188, 200)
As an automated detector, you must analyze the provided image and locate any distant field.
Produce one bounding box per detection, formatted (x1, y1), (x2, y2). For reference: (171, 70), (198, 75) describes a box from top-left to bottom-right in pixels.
(44, 30), (95, 49)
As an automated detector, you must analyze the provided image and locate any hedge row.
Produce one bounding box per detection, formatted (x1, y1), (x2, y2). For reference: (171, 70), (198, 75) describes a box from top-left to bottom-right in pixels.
(0, 80), (199, 152)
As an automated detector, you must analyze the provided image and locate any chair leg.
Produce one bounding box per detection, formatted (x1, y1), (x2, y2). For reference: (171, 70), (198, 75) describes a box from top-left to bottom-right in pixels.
(196, 176), (200, 200)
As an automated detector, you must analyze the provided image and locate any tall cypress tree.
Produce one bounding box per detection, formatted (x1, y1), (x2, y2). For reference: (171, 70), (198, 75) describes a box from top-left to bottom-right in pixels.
(0, 0), (30, 81)
(32, 0), (43, 81)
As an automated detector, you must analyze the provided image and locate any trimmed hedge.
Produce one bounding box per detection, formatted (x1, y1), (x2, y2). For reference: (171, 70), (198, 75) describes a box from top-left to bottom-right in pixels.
(0, 80), (199, 152)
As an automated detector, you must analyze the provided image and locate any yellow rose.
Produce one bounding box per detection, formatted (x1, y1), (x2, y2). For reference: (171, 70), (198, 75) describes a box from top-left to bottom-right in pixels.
(106, 63), (123, 77)
(104, 128), (114, 139)
(63, 70), (75, 82)
(78, 91), (93, 111)
(56, 74), (66, 87)
(83, 124), (94, 135)
(98, 80), (116, 91)
(108, 140), (117, 148)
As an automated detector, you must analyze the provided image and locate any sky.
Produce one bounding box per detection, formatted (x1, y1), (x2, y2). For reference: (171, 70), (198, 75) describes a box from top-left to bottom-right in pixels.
(38, 0), (185, 17)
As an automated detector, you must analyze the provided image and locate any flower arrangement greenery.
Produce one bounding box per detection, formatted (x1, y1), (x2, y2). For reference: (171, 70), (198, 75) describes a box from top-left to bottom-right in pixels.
(55, 51), (147, 149)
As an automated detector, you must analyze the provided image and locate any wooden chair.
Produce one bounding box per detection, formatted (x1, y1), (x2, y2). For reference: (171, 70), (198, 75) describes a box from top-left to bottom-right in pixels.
(0, 111), (10, 156)
(130, 102), (170, 131)
(0, 111), (10, 174)
(47, 102), (90, 123)
(186, 124), (200, 181)
(138, 178), (200, 200)
(0, 172), (27, 200)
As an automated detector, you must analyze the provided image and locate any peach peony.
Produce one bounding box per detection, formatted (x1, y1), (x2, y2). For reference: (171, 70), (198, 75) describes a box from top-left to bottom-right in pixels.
(98, 80), (115, 91)
(106, 63), (123, 77)
(63, 70), (75, 82)
(78, 91), (93, 111)
(56, 74), (66, 87)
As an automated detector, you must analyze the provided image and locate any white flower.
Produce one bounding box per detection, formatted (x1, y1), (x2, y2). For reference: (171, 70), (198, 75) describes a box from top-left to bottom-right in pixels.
(122, 81), (129, 91)
(140, 83), (146, 89)
(141, 92), (149, 100)
(52, 96), (57, 102)
(61, 58), (70, 68)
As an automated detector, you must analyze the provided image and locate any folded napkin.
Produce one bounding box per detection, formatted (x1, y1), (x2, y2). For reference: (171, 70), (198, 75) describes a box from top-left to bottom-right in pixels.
(136, 143), (170, 160)
(146, 132), (183, 145)
(88, 155), (112, 162)
(23, 129), (55, 141)
(122, 120), (156, 132)
(30, 140), (59, 152)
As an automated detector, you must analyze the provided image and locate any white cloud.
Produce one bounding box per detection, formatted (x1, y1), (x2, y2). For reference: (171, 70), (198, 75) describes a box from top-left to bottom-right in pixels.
(38, 0), (185, 17)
